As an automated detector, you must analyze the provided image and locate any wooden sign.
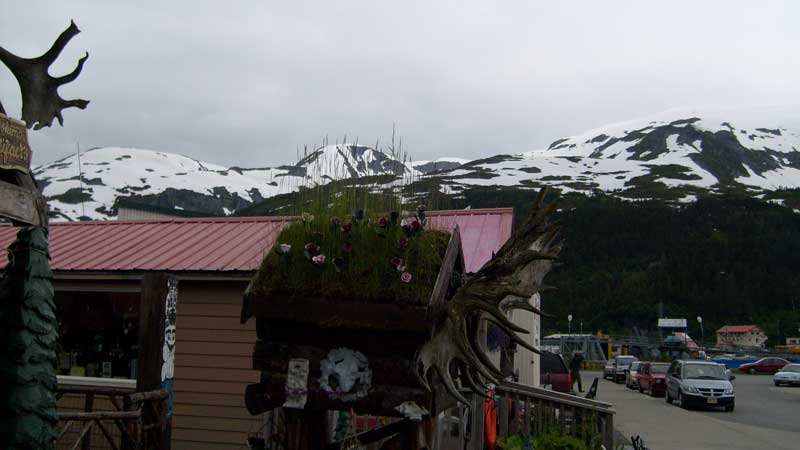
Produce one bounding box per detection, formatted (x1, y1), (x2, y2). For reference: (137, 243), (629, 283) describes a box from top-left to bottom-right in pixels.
(0, 114), (32, 174)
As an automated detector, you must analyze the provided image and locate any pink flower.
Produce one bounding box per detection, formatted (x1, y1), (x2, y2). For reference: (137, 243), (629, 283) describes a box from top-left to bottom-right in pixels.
(304, 243), (320, 256)
(312, 254), (326, 265)
(410, 220), (422, 231)
(341, 222), (353, 233)
(390, 256), (403, 268)
(377, 216), (388, 227)
(398, 238), (409, 249)
(400, 272), (413, 283)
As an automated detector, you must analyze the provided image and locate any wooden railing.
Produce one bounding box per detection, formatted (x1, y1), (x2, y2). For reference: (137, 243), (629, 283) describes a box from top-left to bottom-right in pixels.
(468, 381), (615, 450)
(55, 380), (168, 450)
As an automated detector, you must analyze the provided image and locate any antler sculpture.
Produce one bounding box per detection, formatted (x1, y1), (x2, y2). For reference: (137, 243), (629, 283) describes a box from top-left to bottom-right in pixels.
(416, 189), (561, 405)
(0, 20), (89, 129)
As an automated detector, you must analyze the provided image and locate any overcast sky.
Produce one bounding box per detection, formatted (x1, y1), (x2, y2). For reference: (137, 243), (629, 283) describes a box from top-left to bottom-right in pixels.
(2, 1), (799, 167)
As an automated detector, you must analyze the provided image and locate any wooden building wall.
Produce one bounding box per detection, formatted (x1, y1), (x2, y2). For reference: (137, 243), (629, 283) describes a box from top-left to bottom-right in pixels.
(512, 293), (541, 387)
(171, 281), (262, 450)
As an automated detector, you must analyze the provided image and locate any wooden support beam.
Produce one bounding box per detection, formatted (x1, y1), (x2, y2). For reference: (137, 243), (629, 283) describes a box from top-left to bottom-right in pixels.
(248, 294), (430, 334)
(137, 273), (178, 450)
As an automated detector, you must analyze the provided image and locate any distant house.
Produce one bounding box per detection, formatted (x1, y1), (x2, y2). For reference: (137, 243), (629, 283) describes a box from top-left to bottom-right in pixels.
(716, 325), (768, 349)
(116, 198), (214, 221)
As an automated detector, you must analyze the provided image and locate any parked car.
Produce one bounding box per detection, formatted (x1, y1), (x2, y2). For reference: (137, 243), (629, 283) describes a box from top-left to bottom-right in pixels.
(625, 361), (642, 389)
(637, 362), (669, 396)
(540, 351), (572, 393)
(738, 358), (790, 374)
(665, 360), (735, 411)
(773, 363), (800, 386)
(603, 359), (616, 380)
(612, 355), (638, 384)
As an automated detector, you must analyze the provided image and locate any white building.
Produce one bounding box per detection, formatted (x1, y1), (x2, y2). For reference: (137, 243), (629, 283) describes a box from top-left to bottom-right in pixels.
(716, 325), (768, 349)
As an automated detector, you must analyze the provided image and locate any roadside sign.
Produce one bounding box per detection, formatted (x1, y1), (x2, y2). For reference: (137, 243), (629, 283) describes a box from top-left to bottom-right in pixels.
(0, 113), (32, 174)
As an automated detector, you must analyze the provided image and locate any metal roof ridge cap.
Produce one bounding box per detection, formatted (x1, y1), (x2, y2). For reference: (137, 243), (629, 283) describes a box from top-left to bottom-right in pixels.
(426, 207), (514, 216)
(46, 215), (299, 226)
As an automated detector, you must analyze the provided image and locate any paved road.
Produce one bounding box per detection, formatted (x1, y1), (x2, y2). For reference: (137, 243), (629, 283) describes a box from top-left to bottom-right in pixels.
(584, 371), (800, 450)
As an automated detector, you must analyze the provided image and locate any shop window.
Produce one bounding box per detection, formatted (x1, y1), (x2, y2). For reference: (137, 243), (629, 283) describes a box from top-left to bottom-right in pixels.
(56, 291), (140, 379)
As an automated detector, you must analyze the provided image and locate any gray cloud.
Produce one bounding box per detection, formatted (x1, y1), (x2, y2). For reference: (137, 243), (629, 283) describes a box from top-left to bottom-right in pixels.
(2, 0), (798, 167)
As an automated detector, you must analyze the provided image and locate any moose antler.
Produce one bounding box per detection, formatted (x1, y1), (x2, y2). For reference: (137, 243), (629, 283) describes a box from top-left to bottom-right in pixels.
(416, 189), (561, 405)
(0, 20), (89, 129)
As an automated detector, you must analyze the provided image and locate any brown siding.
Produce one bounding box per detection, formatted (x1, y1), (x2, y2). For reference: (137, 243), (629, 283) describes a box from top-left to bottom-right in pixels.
(172, 281), (262, 450)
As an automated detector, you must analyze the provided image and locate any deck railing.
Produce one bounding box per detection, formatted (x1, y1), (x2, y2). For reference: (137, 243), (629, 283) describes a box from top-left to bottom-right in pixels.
(55, 377), (168, 450)
(467, 381), (615, 450)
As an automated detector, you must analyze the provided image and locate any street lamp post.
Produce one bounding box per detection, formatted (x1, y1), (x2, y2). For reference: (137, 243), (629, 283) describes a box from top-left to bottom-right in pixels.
(568, 314), (573, 335)
(697, 316), (704, 346)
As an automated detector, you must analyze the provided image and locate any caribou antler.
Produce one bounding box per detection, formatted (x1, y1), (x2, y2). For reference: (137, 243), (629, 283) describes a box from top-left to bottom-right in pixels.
(416, 189), (561, 405)
(0, 20), (89, 129)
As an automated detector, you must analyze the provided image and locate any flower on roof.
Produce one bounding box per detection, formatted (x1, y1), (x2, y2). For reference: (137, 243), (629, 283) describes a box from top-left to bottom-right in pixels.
(304, 243), (320, 259)
(375, 216), (389, 236)
(400, 271), (413, 283)
(312, 254), (326, 266)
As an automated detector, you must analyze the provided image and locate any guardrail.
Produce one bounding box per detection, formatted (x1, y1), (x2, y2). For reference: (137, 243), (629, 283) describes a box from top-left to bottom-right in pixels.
(467, 381), (615, 450)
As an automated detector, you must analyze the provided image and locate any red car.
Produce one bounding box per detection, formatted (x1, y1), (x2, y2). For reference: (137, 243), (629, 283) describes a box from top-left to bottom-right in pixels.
(738, 358), (790, 374)
(637, 362), (669, 396)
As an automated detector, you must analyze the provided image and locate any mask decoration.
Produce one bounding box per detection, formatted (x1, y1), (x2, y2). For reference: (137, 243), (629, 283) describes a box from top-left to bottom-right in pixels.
(161, 278), (178, 382)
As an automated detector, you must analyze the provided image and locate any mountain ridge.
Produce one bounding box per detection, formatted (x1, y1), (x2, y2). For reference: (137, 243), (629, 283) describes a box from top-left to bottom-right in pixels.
(33, 105), (800, 221)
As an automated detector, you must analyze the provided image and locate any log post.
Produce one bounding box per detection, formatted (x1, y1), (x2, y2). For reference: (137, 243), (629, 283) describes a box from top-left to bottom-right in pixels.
(137, 273), (178, 449)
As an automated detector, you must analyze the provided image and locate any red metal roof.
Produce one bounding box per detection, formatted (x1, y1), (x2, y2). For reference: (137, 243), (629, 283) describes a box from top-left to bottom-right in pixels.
(0, 208), (513, 273)
(717, 325), (760, 334)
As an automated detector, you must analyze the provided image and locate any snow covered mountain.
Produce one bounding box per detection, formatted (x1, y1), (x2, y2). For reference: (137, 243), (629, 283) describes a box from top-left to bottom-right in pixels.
(33, 105), (800, 221)
(34, 144), (417, 220)
(429, 105), (800, 202)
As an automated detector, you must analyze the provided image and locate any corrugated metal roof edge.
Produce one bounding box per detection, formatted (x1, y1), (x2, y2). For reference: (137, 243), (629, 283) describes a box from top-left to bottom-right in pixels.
(44, 215), (298, 226)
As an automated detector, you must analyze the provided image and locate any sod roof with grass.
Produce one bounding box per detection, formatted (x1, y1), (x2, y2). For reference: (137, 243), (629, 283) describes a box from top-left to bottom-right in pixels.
(249, 209), (452, 305)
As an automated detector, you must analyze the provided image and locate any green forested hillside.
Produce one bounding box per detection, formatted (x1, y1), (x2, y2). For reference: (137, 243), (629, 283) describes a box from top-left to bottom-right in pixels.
(543, 195), (800, 342)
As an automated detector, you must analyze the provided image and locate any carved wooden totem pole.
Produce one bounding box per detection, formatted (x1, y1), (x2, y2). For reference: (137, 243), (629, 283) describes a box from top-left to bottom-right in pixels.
(0, 21), (89, 450)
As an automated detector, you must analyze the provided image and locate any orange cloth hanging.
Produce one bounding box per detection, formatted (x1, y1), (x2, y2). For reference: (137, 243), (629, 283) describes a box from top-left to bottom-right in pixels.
(484, 390), (497, 450)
